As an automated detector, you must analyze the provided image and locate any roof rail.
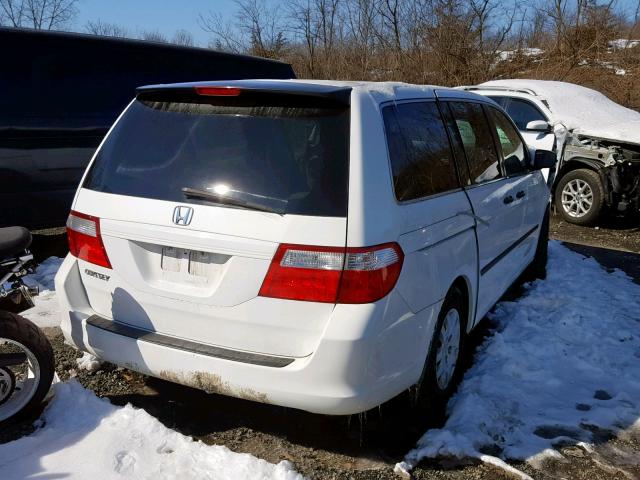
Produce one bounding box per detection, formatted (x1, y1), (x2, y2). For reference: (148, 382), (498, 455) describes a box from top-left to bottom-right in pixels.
(460, 85), (539, 96)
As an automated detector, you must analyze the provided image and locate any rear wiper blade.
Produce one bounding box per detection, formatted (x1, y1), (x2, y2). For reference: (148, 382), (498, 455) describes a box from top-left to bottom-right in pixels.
(181, 187), (285, 215)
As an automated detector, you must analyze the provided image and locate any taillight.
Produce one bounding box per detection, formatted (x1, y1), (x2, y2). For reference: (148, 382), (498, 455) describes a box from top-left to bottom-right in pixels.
(259, 243), (403, 304)
(195, 86), (241, 96)
(337, 245), (404, 304)
(66, 210), (112, 269)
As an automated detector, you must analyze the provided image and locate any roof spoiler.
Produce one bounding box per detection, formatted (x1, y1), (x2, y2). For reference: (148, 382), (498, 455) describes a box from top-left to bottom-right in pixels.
(136, 82), (352, 107)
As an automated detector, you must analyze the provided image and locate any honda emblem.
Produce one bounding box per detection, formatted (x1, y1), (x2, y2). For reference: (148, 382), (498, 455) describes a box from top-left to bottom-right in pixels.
(173, 206), (193, 226)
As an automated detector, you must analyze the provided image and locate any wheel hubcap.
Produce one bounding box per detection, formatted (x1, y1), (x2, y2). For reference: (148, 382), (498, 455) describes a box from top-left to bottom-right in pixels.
(0, 367), (16, 404)
(0, 339), (41, 420)
(561, 179), (593, 218)
(435, 309), (461, 390)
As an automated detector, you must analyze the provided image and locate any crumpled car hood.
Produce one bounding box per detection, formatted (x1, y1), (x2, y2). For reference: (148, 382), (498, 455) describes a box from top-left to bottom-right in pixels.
(480, 79), (640, 146)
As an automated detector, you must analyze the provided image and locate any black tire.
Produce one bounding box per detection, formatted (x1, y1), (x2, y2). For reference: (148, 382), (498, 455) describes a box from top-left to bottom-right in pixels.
(523, 206), (549, 281)
(414, 286), (467, 419)
(554, 168), (604, 226)
(0, 311), (54, 427)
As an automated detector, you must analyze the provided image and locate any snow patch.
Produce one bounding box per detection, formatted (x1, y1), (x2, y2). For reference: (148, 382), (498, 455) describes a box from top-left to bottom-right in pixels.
(398, 242), (640, 476)
(609, 39), (640, 50)
(23, 256), (62, 292)
(480, 79), (640, 145)
(22, 256), (64, 329)
(76, 352), (104, 373)
(0, 380), (304, 480)
(496, 48), (543, 62)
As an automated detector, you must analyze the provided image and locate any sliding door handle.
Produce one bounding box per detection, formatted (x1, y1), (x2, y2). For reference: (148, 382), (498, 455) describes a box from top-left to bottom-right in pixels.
(516, 190), (526, 199)
(503, 195), (514, 204)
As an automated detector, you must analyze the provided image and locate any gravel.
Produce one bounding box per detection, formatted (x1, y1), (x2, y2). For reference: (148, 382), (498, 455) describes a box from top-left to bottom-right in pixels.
(1, 215), (637, 479)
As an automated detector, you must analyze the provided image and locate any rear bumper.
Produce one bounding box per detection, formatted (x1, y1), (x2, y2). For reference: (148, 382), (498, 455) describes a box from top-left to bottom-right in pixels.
(55, 255), (440, 415)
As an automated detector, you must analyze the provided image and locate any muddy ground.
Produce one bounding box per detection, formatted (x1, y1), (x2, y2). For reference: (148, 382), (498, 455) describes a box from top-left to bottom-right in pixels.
(2, 212), (639, 479)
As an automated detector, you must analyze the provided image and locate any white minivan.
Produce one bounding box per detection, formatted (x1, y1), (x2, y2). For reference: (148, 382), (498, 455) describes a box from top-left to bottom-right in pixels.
(55, 80), (555, 415)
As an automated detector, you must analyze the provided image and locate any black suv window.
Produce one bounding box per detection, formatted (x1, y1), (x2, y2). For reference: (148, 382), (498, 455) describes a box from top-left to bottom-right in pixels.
(490, 97), (548, 131)
(487, 107), (529, 176)
(382, 102), (459, 201)
(84, 98), (349, 217)
(447, 102), (501, 184)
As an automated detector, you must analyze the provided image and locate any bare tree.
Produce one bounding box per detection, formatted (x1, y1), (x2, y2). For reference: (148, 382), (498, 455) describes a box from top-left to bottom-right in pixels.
(199, 11), (246, 52)
(200, 0), (288, 58)
(85, 19), (129, 38)
(172, 29), (195, 46)
(525, 8), (550, 48)
(140, 29), (169, 43)
(288, 0), (320, 75)
(343, 0), (381, 78)
(196, 0), (633, 103)
(287, 0), (342, 77)
(0, 0), (78, 29)
(542, 0), (621, 71)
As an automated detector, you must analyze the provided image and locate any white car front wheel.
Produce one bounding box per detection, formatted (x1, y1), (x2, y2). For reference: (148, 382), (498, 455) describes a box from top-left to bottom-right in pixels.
(555, 168), (604, 226)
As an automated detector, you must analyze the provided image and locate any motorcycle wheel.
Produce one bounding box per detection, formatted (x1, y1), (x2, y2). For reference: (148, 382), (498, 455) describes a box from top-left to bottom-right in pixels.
(0, 311), (54, 426)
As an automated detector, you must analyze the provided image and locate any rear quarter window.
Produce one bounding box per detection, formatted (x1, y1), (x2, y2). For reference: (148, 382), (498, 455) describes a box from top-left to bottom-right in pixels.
(382, 101), (460, 202)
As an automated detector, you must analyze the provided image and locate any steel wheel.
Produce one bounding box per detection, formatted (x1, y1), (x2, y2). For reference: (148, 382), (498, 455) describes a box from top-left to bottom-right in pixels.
(561, 178), (593, 218)
(435, 308), (461, 390)
(0, 338), (42, 422)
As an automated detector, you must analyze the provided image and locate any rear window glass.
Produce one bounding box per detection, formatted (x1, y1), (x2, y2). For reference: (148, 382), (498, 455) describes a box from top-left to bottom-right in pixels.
(84, 98), (349, 217)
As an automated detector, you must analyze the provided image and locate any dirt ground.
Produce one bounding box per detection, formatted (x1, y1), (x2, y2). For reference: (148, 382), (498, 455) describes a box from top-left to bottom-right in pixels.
(550, 212), (640, 254)
(2, 212), (639, 479)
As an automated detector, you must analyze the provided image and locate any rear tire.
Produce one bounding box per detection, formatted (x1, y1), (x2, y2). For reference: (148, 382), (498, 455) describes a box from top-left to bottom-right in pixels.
(414, 286), (467, 419)
(0, 311), (54, 427)
(555, 168), (604, 226)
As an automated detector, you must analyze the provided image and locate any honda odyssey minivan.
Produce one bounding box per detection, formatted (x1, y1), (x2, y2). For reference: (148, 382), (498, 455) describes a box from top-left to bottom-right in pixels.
(55, 80), (555, 414)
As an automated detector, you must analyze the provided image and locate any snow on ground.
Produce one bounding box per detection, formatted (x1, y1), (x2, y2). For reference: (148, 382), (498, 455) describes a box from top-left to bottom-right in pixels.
(609, 38), (640, 50)
(13, 244), (640, 479)
(496, 48), (543, 62)
(396, 242), (640, 478)
(0, 381), (303, 480)
(22, 256), (64, 328)
(5, 258), (303, 479)
(76, 351), (104, 372)
(479, 79), (640, 145)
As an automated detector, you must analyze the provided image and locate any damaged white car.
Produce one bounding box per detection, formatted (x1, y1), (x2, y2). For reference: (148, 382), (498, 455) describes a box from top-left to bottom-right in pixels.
(462, 80), (640, 225)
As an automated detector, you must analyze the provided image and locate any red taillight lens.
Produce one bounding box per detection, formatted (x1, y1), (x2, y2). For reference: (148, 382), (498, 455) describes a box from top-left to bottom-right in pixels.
(337, 244), (404, 304)
(195, 86), (241, 96)
(259, 243), (403, 304)
(66, 210), (112, 269)
(258, 245), (343, 303)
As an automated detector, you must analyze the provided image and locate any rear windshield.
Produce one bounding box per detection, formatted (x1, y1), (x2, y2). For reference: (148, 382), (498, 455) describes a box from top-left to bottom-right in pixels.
(84, 97), (349, 217)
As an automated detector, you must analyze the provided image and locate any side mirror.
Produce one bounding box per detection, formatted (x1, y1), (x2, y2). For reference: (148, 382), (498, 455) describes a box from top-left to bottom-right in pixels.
(504, 155), (522, 174)
(532, 150), (557, 170)
(526, 120), (552, 133)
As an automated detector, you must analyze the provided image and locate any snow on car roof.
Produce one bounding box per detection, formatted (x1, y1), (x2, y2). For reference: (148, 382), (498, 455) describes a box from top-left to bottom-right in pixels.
(480, 79), (640, 145)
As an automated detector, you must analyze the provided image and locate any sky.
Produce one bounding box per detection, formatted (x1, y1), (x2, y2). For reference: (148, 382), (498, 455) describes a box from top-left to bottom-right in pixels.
(73, 0), (640, 49)
(74, 0), (238, 47)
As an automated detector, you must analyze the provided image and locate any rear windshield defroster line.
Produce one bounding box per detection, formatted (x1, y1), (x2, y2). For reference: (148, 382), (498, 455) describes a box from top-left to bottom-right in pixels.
(84, 97), (350, 217)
